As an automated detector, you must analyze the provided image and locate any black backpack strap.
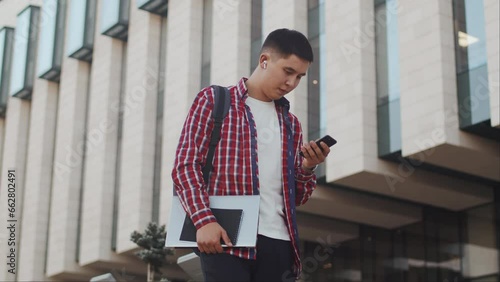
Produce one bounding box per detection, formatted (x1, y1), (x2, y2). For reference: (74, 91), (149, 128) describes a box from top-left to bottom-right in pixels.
(201, 85), (230, 184)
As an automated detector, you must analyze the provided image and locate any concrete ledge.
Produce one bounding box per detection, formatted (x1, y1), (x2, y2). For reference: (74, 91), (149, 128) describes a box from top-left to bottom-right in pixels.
(332, 169), (493, 211)
(298, 184), (422, 229)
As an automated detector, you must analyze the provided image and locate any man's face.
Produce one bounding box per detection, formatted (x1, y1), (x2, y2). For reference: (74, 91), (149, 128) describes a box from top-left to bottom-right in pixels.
(261, 54), (310, 101)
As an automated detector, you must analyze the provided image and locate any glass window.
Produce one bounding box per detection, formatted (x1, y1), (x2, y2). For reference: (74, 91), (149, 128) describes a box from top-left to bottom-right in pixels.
(0, 27), (14, 115)
(37, 0), (66, 82)
(453, 0), (493, 136)
(250, 0), (262, 73)
(298, 190), (499, 281)
(307, 0), (326, 140)
(373, 228), (393, 281)
(462, 203), (499, 281)
(200, 0), (213, 88)
(301, 237), (340, 282)
(152, 16), (168, 223)
(66, 0), (96, 62)
(100, 0), (129, 41)
(307, 0), (320, 140)
(375, 0), (401, 158)
(136, 0), (168, 16)
(307, 0), (326, 176)
(437, 211), (462, 282)
(10, 6), (40, 99)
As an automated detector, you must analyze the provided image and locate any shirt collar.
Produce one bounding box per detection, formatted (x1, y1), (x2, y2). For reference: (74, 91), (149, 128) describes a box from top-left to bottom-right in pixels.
(236, 77), (290, 110)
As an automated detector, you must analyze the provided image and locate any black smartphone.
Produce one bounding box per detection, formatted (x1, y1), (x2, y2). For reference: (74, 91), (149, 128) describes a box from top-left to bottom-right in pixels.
(300, 135), (337, 157)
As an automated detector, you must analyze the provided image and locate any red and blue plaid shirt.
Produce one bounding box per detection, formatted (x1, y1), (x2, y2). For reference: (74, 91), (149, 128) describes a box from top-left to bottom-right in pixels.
(172, 77), (317, 278)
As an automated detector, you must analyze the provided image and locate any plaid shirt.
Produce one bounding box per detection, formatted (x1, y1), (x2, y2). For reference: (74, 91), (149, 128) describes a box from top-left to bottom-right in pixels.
(172, 77), (317, 278)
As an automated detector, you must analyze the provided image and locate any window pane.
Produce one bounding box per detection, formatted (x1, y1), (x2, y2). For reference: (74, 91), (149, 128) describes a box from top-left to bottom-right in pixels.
(307, 0), (325, 141)
(462, 204), (499, 280)
(10, 6), (40, 99)
(250, 0), (262, 72)
(375, 0), (401, 157)
(101, 0), (120, 33)
(200, 0), (212, 88)
(37, 0), (66, 81)
(66, 0), (96, 61)
(101, 0), (129, 40)
(307, 0), (326, 177)
(0, 27), (14, 115)
(453, 0), (493, 132)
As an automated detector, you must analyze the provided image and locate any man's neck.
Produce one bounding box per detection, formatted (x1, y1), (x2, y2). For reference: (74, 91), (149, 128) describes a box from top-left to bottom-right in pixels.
(245, 76), (270, 102)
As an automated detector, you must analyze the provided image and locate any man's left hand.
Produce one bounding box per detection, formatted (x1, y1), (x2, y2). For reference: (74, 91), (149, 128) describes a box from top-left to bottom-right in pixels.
(301, 141), (330, 170)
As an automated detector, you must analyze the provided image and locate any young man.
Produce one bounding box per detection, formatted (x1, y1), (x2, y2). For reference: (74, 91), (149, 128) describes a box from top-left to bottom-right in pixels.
(172, 28), (330, 281)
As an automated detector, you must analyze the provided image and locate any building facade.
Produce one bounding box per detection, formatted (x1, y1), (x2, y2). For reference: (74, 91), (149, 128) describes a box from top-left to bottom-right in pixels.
(0, 0), (498, 281)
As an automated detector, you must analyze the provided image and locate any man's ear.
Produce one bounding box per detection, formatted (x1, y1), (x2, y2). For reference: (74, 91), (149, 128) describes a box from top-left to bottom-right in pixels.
(259, 53), (271, 67)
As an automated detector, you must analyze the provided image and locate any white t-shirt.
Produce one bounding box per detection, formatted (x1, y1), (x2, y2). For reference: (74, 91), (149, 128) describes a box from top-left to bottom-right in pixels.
(245, 96), (290, 241)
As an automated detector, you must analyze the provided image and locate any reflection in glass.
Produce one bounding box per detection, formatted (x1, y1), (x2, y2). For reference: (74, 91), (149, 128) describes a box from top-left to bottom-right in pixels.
(0, 27), (14, 115)
(10, 6), (40, 99)
(136, 0), (168, 16)
(37, 0), (66, 82)
(375, 0), (401, 158)
(66, 0), (96, 62)
(101, 0), (129, 41)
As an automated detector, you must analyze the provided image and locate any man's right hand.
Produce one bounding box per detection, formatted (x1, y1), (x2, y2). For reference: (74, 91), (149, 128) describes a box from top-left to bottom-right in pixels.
(196, 222), (233, 254)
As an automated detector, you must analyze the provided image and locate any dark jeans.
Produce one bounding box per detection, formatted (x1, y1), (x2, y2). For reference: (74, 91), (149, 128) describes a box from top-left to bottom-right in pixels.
(198, 235), (295, 282)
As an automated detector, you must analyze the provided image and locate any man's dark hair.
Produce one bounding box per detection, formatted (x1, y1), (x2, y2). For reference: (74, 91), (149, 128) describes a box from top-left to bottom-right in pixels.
(261, 28), (314, 62)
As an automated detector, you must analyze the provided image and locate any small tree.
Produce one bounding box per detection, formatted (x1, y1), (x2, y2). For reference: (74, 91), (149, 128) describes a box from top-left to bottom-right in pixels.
(130, 222), (174, 282)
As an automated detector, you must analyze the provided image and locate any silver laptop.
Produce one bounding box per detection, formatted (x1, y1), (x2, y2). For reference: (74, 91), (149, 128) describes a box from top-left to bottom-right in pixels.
(165, 195), (260, 247)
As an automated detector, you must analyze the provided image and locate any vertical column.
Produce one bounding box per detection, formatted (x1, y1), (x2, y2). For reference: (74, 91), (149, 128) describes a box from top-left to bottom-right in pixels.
(116, 5), (161, 253)
(210, 0), (251, 85)
(262, 0), (307, 36)
(262, 0), (309, 128)
(18, 79), (58, 281)
(484, 0), (499, 128)
(79, 4), (123, 265)
(46, 48), (90, 278)
(0, 98), (31, 282)
(398, 0), (459, 154)
(0, 3), (37, 281)
(324, 0), (378, 181)
(398, 0), (499, 181)
(160, 0), (203, 227)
